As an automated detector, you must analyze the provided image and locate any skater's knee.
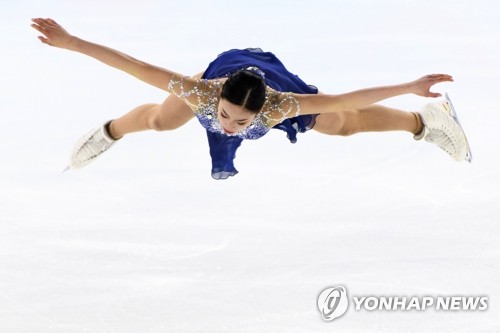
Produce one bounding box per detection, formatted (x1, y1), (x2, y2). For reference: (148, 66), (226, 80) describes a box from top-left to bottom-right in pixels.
(150, 113), (168, 131)
(148, 105), (174, 131)
(336, 110), (361, 136)
(314, 111), (360, 136)
(149, 101), (194, 131)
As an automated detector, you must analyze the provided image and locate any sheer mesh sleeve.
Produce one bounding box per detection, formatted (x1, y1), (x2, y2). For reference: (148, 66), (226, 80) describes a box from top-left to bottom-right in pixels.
(261, 88), (301, 127)
(167, 76), (222, 112)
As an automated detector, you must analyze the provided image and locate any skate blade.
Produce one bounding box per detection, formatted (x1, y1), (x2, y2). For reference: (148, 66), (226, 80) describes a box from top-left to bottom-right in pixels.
(444, 93), (473, 163)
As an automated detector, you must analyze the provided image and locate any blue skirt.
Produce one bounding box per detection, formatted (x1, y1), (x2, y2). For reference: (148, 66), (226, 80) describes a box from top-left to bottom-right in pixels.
(201, 48), (319, 179)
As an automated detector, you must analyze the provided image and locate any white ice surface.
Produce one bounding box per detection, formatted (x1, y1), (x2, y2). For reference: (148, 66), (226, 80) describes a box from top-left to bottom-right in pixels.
(1, 1), (499, 332)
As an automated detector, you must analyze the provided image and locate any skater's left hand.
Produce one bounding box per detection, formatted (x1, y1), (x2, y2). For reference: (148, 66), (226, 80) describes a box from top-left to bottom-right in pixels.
(409, 74), (453, 98)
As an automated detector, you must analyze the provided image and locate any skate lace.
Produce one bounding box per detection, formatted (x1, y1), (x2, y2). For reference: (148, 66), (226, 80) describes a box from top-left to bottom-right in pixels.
(76, 131), (111, 162)
(426, 127), (457, 155)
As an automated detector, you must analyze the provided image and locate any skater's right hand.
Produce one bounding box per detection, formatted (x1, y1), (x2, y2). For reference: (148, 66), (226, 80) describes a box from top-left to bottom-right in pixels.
(31, 18), (76, 50)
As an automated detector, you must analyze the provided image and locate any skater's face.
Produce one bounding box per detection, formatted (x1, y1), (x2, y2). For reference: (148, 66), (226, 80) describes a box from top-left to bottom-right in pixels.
(218, 99), (257, 135)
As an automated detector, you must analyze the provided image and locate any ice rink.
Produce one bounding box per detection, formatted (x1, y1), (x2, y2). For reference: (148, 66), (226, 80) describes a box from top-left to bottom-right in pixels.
(1, 1), (499, 332)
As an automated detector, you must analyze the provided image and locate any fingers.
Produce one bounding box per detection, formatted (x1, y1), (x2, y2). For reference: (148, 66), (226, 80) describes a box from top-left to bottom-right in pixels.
(31, 18), (58, 32)
(412, 74), (453, 98)
(31, 18), (48, 36)
(31, 18), (56, 26)
(31, 18), (62, 45)
(31, 23), (47, 35)
(37, 36), (50, 45)
(427, 91), (442, 98)
(424, 74), (453, 98)
(427, 74), (454, 83)
(31, 18), (46, 29)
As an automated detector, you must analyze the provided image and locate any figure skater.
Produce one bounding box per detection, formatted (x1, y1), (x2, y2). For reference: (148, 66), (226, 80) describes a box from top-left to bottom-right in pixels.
(31, 18), (471, 179)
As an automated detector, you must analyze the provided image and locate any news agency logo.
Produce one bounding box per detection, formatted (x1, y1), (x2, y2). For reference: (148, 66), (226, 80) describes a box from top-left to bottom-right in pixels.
(317, 286), (349, 321)
(317, 286), (489, 322)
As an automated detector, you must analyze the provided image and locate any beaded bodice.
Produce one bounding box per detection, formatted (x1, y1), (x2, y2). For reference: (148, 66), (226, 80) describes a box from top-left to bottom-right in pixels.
(167, 75), (301, 140)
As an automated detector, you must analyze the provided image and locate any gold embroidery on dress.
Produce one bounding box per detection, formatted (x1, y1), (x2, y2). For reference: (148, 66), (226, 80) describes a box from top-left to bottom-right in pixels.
(261, 88), (300, 126)
(167, 75), (222, 112)
(167, 76), (300, 128)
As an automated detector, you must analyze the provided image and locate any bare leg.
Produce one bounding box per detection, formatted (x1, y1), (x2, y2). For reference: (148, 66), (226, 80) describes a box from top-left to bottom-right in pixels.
(68, 74), (203, 169)
(107, 95), (195, 139)
(313, 104), (423, 136)
(106, 72), (204, 139)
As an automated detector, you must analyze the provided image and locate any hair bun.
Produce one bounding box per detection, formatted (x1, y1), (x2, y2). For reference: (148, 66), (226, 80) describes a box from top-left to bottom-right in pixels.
(244, 66), (266, 79)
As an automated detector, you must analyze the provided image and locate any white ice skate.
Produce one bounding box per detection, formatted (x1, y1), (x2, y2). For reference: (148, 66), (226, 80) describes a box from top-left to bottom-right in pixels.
(68, 121), (117, 169)
(414, 94), (472, 162)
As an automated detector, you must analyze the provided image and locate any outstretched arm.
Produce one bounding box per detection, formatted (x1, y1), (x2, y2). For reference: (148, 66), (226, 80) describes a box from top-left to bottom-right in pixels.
(295, 74), (453, 116)
(31, 18), (187, 92)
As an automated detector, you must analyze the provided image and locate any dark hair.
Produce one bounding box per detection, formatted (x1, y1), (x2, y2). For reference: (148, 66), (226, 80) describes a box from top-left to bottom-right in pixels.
(221, 69), (266, 113)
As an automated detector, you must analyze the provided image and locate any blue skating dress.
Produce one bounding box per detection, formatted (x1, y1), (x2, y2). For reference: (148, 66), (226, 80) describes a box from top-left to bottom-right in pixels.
(195, 48), (319, 179)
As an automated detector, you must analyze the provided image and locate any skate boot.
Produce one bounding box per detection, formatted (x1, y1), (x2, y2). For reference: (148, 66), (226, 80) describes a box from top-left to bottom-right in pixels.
(68, 121), (117, 169)
(414, 94), (472, 162)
